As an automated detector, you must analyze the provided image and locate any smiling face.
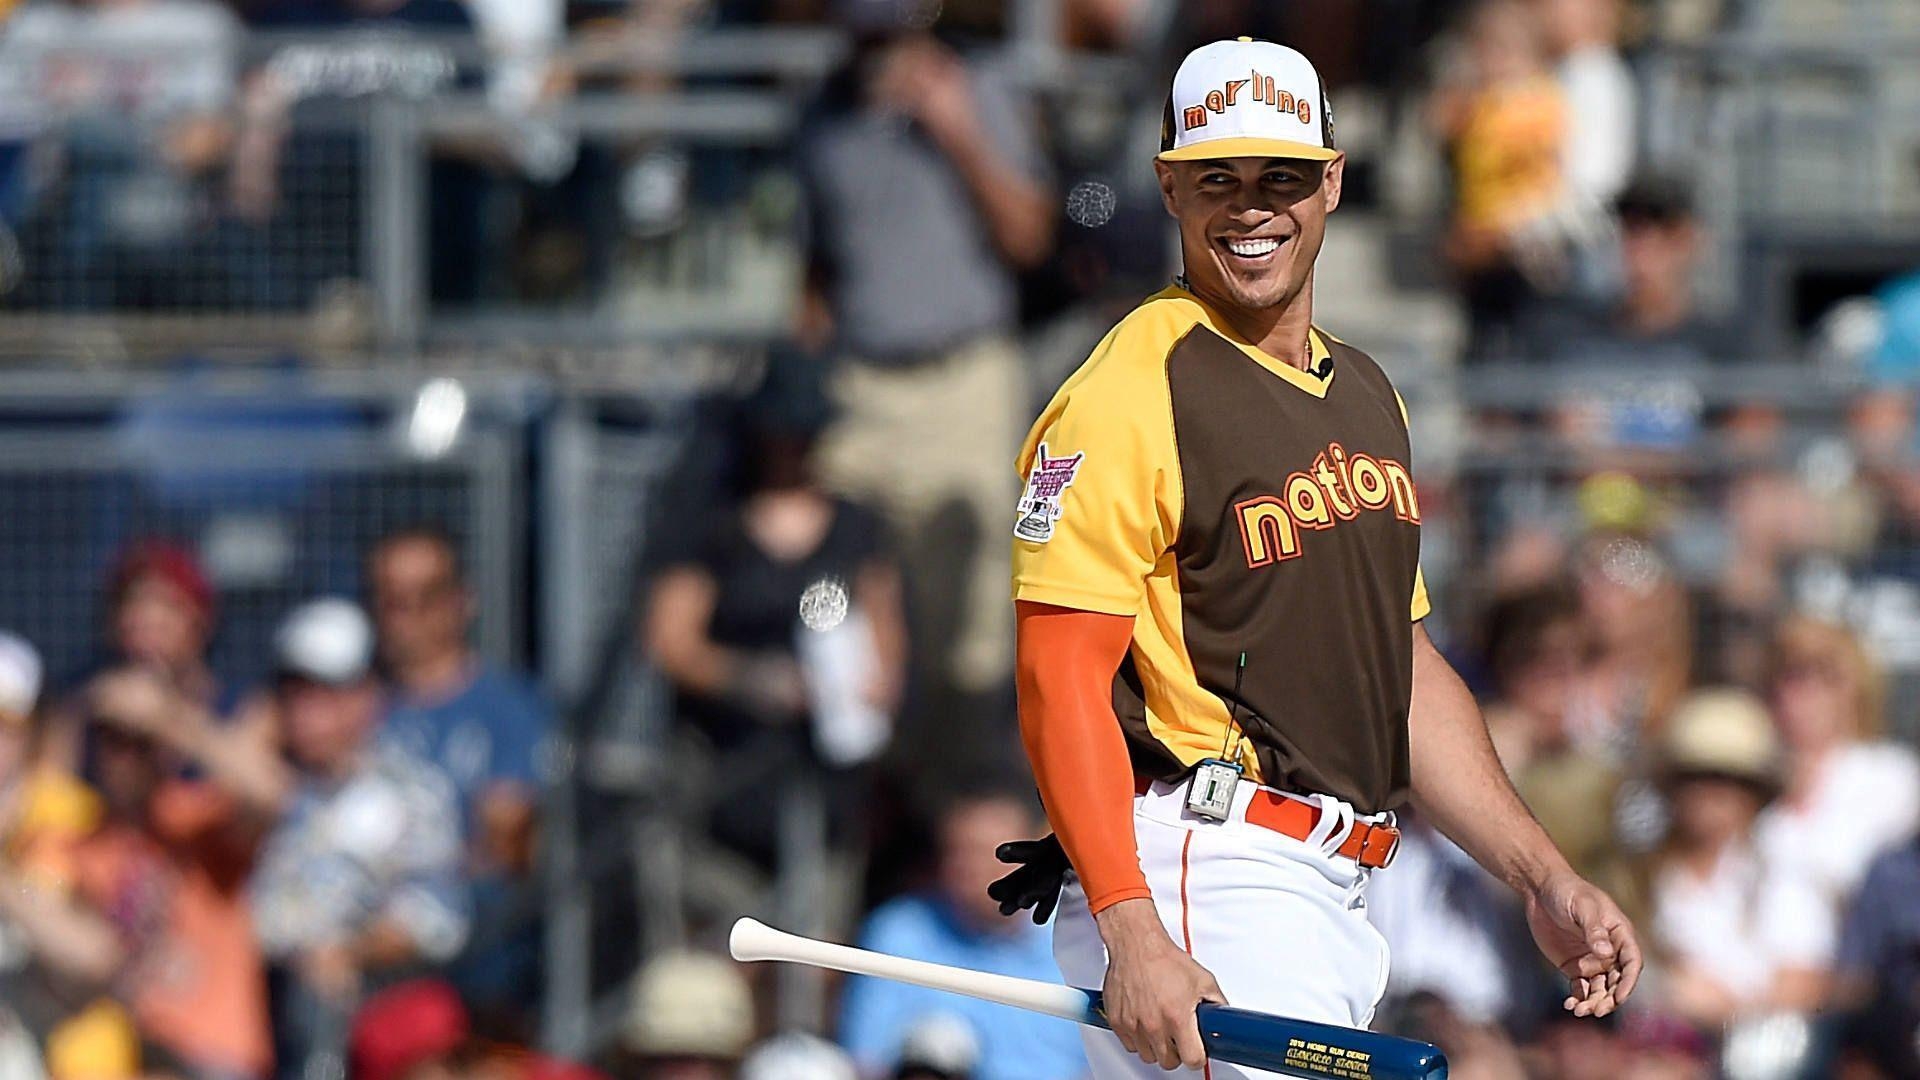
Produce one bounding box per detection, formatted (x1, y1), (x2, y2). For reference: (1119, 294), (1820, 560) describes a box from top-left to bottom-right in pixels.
(1155, 154), (1342, 318)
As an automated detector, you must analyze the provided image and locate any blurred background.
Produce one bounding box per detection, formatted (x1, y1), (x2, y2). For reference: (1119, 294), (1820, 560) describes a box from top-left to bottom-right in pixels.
(0, 0), (1916, 1078)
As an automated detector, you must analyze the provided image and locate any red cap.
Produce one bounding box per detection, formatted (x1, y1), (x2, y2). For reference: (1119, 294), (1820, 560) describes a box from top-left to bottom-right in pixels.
(349, 980), (470, 1080)
(522, 1056), (611, 1080)
(109, 541), (217, 624)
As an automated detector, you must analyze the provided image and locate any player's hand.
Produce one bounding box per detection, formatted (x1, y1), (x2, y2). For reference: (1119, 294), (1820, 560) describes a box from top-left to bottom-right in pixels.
(1095, 898), (1225, 1071)
(1524, 871), (1642, 1018)
(988, 833), (1070, 924)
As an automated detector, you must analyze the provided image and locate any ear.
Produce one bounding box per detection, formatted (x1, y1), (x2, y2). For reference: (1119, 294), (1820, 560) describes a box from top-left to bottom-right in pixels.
(1321, 153), (1346, 216)
(1154, 160), (1179, 218)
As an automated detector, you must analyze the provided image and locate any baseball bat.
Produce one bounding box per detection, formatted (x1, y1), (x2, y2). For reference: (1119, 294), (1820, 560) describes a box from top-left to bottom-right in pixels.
(729, 917), (1447, 1080)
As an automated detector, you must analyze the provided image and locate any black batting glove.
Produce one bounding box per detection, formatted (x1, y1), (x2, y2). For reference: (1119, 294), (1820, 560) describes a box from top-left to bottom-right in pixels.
(988, 833), (1071, 924)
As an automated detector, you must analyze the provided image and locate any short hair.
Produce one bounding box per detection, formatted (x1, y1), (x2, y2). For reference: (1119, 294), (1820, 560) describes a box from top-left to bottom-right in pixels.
(368, 523), (465, 582)
(1614, 172), (1696, 226)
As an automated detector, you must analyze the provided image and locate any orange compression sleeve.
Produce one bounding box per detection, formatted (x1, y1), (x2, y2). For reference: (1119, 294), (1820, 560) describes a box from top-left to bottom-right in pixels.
(1014, 600), (1151, 915)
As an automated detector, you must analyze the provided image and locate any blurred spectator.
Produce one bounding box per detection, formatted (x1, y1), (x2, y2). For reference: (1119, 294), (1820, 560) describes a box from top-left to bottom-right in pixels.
(372, 525), (547, 869)
(0, 663), (271, 1080)
(1534, 0), (1634, 207)
(800, 0), (1056, 771)
(1430, 0), (1568, 360)
(247, 599), (467, 1080)
(615, 950), (754, 1080)
(1647, 689), (1828, 1031)
(1368, 815), (1524, 1026)
(0, 632), (98, 895)
(1570, 532), (1692, 755)
(0, 0), (246, 309)
(52, 543), (229, 760)
(645, 354), (906, 875)
(1833, 834), (1920, 1077)
(838, 789), (1084, 1080)
(1519, 175), (1732, 367)
(350, 979), (609, 1080)
(893, 1013), (980, 1080)
(1479, 585), (1638, 911)
(369, 525), (549, 1033)
(739, 1033), (855, 1080)
(1755, 618), (1920, 940)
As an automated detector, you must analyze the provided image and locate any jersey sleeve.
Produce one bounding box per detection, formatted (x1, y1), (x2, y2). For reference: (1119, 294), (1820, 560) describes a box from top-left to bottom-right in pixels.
(1394, 388), (1432, 623)
(1011, 327), (1182, 616)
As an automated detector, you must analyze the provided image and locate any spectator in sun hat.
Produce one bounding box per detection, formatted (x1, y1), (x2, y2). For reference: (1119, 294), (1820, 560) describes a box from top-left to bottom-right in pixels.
(1646, 689), (1830, 1033)
(248, 599), (467, 1080)
(615, 950), (754, 1080)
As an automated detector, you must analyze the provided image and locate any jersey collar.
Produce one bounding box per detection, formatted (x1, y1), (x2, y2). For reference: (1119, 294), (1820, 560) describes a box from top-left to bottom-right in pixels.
(1164, 281), (1336, 398)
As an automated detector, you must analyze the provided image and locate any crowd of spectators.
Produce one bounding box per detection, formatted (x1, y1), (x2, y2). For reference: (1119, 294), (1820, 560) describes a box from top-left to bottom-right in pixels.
(0, 529), (561, 1080)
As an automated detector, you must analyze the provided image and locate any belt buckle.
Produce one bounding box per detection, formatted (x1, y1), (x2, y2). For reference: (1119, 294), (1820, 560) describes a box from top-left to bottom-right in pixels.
(1358, 823), (1401, 869)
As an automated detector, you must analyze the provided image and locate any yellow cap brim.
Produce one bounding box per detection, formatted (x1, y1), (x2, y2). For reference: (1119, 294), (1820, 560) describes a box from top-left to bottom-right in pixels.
(1157, 136), (1338, 162)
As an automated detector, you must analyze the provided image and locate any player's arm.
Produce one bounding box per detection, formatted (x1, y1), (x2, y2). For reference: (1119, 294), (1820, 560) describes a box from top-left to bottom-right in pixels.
(1016, 601), (1224, 1071)
(1406, 622), (1642, 1017)
(1010, 326), (1220, 1071)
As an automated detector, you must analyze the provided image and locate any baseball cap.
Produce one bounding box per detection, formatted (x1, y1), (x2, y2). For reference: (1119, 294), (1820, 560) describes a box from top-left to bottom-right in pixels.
(896, 1013), (980, 1079)
(0, 631), (43, 722)
(622, 950), (755, 1061)
(739, 1034), (857, 1080)
(1159, 38), (1336, 163)
(109, 540), (216, 624)
(348, 979), (470, 1080)
(273, 598), (374, 686)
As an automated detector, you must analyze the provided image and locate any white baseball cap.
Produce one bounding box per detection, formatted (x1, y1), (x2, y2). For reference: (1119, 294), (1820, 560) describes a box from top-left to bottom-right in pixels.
(274, 598), (374, 686)
(1159, 37), (1336, 163)
(0, 631), (43, 720)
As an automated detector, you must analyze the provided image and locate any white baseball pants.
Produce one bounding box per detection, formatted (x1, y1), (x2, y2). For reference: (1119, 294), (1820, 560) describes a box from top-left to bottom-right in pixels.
(1052, 778), (1393, 1079)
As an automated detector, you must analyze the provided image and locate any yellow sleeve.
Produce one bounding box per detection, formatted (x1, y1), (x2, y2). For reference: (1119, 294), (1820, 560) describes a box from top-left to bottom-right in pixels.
(1393, 389), (1432, 622)
(1011, 324), (1182, 617)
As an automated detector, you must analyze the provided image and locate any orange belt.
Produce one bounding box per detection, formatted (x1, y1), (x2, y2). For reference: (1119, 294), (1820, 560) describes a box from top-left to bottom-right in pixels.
(1136, 773), (1401, 869)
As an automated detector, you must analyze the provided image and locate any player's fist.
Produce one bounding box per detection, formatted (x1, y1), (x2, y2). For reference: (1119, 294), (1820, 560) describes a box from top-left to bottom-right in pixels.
(1095, 898), (1226, 1071)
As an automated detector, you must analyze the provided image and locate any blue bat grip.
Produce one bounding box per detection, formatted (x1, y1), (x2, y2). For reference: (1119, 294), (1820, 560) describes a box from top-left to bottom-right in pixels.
(1081, 991), (1448, 1080)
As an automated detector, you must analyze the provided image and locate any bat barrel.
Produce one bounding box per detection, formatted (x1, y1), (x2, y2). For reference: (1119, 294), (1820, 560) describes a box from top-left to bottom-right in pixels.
(1197, 1002), (1447, 1080)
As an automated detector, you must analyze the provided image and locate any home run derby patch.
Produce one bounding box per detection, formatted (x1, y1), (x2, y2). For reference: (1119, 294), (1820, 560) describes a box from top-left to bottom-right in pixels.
(1015, 443), (1084, 543)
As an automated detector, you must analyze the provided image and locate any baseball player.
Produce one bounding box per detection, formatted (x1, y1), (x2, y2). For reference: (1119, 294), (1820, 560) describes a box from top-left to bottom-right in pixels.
(998, 38), (1641, 1077)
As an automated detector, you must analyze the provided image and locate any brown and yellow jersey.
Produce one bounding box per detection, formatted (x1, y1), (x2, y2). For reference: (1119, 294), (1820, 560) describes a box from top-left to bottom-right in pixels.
(1011, 284), (1427, 814)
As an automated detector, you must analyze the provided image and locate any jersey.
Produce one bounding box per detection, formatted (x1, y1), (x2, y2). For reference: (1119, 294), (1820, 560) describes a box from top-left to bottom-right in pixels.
(1011, 284), (1427, 814)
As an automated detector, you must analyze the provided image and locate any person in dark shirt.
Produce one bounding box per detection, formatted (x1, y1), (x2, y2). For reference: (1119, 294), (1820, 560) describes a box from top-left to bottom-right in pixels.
(644, 352), (907, 867)
(1519, 173), (1736, 366)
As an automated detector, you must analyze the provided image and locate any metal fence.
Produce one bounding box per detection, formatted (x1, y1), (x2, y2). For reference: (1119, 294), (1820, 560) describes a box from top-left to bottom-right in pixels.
(0, 370), (526, 685)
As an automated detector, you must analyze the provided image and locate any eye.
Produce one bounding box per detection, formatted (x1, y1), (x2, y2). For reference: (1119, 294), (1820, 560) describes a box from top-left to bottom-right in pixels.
(1200, 171), (1235, 186)
(1265, 169), (1306, 185)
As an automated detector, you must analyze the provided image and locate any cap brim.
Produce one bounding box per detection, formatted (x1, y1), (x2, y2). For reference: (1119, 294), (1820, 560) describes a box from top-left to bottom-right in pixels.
(1157, 137), (1338, 162)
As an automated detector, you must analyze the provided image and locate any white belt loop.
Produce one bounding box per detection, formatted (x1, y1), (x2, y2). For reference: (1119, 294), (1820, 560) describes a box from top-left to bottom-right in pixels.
(1303, 793), (1357, 856)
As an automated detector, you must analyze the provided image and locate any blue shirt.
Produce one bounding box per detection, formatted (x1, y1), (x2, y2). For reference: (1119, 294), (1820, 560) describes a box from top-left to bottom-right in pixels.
(380, 662), (549, 820)
(839, 896), (1088, 1080)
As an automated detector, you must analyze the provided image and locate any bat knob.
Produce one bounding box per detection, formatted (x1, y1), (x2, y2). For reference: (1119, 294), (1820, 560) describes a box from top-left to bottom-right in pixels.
(728, 917), (781, 962)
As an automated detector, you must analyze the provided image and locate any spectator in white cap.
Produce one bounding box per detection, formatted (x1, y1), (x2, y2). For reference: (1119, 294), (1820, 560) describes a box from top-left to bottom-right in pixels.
(895, 1013), (981, 1080)
(740, 1033), (858, 1080)
(616, 950), (755, 1080)
(247, 598), (468, 1080)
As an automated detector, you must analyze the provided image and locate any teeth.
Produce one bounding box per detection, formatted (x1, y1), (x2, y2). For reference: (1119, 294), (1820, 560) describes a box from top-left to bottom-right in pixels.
(1227, 238), (1280, 257)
